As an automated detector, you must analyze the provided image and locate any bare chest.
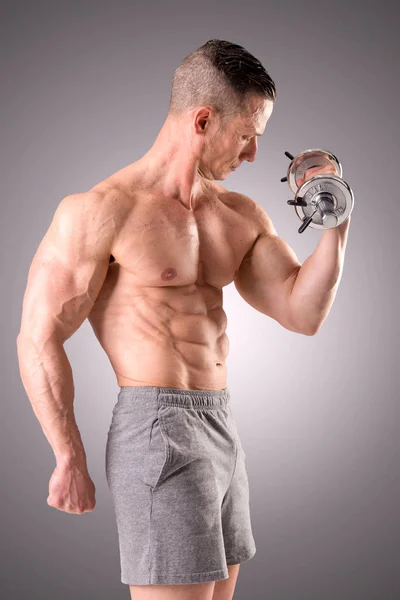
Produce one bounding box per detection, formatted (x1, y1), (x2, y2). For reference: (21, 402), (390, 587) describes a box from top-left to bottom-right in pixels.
(108, 191), (258, 290)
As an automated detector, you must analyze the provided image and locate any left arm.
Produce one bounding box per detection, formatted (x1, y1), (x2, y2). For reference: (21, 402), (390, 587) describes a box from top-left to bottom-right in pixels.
(290, 216), (351, 334)
(234, 198), (351, 335)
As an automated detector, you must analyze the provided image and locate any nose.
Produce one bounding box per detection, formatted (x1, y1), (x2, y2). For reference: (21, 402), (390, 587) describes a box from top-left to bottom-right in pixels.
(240, 138), (258, 163)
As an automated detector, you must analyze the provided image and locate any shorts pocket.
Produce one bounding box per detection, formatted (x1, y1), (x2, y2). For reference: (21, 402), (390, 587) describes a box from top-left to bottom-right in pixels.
(143, 406), (170, 491)
(227, 410), (247, 460)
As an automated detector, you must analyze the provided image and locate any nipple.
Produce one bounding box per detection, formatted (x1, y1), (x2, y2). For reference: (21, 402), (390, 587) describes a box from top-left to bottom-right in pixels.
(161, 267), (177, 281)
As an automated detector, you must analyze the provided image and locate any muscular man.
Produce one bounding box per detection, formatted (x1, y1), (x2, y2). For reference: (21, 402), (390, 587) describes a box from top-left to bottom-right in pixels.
(16, 39), (351, 600)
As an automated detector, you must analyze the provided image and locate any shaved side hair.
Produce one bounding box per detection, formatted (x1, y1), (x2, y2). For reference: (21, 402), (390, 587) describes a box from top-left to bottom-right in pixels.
(168, 39), (276, 125)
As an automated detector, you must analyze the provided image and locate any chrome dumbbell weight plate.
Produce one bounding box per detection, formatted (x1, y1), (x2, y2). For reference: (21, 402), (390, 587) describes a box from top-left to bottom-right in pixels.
(285, 149), (342, 194)
(294, 174), (354, 231)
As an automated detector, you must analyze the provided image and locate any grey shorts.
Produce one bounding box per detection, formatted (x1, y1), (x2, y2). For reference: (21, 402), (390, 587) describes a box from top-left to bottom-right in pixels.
(105, 385), (256, 586)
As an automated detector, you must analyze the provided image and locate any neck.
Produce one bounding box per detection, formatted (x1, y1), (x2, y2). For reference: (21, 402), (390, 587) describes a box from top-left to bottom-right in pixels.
(138, 115), (209, 210)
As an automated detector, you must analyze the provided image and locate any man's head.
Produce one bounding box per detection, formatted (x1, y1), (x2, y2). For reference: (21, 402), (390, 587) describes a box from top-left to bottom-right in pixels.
(167, 39), (276, 180)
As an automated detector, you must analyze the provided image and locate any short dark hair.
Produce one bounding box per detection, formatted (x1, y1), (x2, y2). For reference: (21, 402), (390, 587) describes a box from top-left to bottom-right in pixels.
(168, 39), (276, 124)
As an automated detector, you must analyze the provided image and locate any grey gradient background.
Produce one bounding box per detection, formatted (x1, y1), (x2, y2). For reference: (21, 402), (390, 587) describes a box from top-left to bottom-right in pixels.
(2, 0), (399, 598)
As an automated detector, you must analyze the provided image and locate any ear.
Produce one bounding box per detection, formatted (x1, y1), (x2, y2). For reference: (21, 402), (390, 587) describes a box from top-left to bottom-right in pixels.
(194, 106), (213, 134)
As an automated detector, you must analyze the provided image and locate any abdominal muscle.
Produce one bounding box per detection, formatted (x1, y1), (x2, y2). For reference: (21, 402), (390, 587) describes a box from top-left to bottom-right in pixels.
(88, 280), (230, 391)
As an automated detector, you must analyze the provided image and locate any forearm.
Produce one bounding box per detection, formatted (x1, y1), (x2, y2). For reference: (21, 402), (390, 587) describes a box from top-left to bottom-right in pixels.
(290, 217), (351, 334)
(16, 334), (87, 465)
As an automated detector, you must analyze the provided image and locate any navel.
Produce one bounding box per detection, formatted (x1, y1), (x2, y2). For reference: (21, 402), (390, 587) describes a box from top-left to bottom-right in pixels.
(161, 267), (177, 281)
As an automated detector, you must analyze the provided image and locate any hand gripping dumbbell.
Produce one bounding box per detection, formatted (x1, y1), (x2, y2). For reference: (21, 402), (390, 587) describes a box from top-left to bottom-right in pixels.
(280, 149), (354, 234)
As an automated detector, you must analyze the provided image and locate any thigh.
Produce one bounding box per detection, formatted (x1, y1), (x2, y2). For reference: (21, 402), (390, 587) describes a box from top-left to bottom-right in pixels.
(220, 410), (257, 566)
(212, 564), (240, 599)
(129, 581), (215, 599)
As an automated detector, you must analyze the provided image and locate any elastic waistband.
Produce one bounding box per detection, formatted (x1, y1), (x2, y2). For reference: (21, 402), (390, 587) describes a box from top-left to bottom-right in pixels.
(118, 385), (230, 409)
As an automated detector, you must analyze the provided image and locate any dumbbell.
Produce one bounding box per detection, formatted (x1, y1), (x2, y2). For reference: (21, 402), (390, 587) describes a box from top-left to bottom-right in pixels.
(280, 149), (354, 234)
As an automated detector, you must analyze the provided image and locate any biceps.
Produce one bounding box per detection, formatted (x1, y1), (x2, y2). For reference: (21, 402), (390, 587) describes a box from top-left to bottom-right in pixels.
(234, 234), (301, 328)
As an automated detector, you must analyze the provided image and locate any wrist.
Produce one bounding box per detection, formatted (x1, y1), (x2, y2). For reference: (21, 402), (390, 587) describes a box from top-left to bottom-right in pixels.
(55, 446), (87, 467)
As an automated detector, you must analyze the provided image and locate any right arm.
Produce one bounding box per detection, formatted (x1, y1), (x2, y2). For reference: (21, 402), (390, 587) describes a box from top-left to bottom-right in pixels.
(16, 191), (115, 466)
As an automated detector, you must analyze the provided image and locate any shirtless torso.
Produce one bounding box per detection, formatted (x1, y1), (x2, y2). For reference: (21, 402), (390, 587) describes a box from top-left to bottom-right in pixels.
(87, 160), (261, 391)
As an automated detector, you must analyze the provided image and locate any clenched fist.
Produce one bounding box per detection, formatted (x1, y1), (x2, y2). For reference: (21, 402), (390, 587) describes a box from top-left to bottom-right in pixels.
(47, 461), (96, 514)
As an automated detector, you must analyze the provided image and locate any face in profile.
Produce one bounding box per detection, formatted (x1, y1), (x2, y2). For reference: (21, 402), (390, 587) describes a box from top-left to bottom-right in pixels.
(199, 95), (274, 181)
